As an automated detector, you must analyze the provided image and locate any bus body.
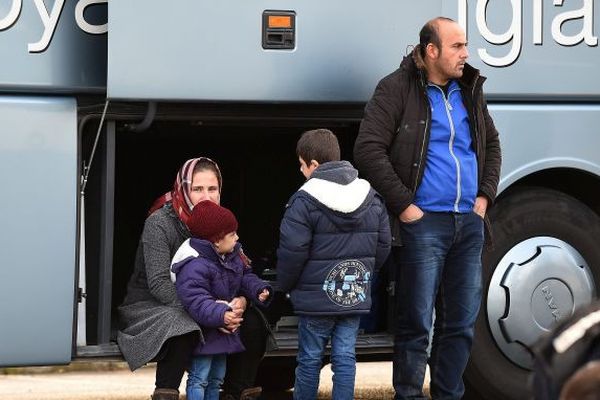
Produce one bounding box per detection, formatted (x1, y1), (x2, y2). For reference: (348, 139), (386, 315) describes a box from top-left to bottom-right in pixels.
(1, 1), (599, 398)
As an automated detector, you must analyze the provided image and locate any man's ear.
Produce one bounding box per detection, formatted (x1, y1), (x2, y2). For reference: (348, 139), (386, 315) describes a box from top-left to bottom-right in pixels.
(426, 43), (439, 59)
(310, 160), (320, 169)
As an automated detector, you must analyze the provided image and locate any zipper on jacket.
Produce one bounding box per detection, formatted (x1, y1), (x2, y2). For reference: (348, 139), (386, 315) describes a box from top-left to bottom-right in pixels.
(430, 84), (463, 212)
(471, 82), (480, 158)
(470, 76), (486, 160)
(414, 88), (430, 191)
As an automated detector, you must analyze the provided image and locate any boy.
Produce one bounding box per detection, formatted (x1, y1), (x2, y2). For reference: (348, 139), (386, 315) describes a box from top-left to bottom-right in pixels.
(277, 128), (391, 400)
(171, 200), (271, 400)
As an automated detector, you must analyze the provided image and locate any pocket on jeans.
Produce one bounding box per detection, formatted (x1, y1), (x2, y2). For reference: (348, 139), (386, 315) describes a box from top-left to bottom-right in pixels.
(305, 317), (334, 333)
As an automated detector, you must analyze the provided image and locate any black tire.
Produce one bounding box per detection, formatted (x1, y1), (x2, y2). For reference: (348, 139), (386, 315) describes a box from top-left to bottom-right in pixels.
(464, 187), (600, 400)
(255, 356), (296, 392)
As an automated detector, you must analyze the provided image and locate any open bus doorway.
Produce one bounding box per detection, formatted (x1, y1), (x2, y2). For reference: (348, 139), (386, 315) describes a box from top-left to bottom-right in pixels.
(79, 109), (366, 348)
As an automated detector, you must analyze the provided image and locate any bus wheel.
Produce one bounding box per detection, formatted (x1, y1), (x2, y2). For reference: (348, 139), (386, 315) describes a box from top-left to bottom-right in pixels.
(465, 187), (600, 400)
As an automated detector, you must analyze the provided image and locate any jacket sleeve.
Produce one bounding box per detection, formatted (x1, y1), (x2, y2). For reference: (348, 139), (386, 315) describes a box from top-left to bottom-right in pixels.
(175, 263), (230, 328)
(142, 214), (180, 305)
(478, 95), (502, 205)
(276, 197), (312, 293)
(240, 269), (273, 307)
(354, 75), (414, 216)
(375, 198), (392, 272)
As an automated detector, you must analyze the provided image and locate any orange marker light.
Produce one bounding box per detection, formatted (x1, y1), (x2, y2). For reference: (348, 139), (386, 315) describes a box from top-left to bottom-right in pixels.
(268, 15), (292, 29)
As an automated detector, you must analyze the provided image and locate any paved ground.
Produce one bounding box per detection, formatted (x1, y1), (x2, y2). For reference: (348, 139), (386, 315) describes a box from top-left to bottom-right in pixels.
(0, 361), (424, 400)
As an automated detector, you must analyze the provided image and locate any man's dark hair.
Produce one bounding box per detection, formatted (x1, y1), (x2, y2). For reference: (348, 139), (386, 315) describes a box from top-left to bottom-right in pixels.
(296, 128), (341, 164)
(419, 17), (455, 58)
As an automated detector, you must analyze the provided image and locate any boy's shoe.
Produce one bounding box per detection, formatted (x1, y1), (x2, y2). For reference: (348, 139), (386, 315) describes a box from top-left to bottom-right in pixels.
(150, 388), (179, 400)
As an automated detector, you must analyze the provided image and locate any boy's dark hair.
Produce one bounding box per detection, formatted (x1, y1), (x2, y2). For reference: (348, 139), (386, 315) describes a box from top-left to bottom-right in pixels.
(296, 129), (341, 164)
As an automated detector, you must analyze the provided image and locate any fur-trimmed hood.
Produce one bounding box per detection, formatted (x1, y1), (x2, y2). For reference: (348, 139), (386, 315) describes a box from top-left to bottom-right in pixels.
(300, 161), (371, 213)
(295, 161), (376, 230)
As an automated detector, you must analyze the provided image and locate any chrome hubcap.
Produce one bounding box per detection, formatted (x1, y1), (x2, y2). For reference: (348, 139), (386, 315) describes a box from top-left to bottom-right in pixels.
(487, 237), (595, 369)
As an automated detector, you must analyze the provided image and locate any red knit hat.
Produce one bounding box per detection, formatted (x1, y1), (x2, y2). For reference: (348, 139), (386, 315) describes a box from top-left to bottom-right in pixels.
(188, 200), (239, 243)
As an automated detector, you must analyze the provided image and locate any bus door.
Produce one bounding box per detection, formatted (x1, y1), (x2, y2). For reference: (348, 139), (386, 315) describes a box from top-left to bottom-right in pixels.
(0, 97), (79, 366)
(0, 0), (106, 367)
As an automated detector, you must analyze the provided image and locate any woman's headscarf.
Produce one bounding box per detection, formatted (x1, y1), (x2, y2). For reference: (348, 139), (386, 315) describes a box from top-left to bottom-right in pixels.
(148, 157), (222, 226)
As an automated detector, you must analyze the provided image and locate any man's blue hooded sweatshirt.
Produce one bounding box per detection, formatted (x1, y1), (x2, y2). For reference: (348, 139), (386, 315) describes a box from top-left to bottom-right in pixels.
(413, 80), (478, 213)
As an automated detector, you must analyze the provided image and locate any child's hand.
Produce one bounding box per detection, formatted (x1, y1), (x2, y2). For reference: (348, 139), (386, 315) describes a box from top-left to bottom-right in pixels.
(258, 288), (270, 302)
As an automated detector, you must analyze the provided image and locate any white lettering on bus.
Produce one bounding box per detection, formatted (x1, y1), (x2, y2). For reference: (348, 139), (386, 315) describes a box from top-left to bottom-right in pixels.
(459, 0), (598, 67)
(476, 0), (522, 67)
(75, 0), (107, 35)
(28, 0), (66, 53)
(552, 0), (598, 47)
(0, 0), (106, 53)
(533, 0), (543, 44)
(0, 0), (21, 30)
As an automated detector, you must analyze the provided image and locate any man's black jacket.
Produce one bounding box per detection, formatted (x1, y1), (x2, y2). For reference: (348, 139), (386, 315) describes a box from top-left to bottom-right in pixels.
(354, 51), (501, 244)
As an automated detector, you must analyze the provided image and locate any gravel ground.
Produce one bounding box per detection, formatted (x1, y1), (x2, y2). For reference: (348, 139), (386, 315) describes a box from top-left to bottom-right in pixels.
(0, 361), (430, 400)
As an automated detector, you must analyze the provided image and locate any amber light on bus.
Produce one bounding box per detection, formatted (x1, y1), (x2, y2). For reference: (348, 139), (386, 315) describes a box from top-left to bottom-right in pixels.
(268, 15), (292, 29)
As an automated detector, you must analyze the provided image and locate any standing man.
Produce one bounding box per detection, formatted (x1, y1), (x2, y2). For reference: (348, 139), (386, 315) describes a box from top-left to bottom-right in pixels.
(354, 17), (501, 399)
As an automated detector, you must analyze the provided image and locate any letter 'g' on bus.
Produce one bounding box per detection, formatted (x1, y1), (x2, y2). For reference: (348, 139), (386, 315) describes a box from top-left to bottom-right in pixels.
(476, 0), (522, 67)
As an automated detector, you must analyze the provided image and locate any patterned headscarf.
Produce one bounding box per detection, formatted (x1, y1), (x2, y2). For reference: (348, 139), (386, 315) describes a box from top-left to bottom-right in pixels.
(148, 157), (222, 226)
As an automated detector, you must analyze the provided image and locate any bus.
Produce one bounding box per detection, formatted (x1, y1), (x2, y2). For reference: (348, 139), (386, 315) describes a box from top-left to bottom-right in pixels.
(1, 1), (599, 399)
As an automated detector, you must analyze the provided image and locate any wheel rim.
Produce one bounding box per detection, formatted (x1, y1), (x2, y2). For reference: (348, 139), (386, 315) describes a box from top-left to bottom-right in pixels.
(487, 237), (596, 369)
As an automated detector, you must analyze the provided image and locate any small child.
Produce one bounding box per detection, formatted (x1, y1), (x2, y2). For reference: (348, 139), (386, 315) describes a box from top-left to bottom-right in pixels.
(171, 200), (271, 400)
(277, 128), (391, 400)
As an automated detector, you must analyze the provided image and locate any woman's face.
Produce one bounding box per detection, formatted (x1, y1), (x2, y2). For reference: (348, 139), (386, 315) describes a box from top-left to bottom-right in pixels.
(189, 170), (220, 206)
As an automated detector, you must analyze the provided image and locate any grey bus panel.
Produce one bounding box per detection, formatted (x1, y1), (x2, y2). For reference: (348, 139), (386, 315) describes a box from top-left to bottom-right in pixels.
(0, 96), (78, 366)
(107, 1), (599, 102)
(107, 0), (435, 101)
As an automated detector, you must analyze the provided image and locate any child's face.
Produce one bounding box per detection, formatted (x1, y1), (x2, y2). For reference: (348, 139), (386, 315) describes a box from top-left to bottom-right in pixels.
(216, 231), (239, 254)
(299, 157), (318, 179)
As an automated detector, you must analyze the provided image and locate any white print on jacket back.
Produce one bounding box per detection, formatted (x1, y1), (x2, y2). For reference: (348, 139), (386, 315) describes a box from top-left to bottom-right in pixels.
(322, 260), (370, 307)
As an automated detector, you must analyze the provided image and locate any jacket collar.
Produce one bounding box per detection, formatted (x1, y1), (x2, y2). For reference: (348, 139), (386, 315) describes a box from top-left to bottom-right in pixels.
(401, 47), (484, 90)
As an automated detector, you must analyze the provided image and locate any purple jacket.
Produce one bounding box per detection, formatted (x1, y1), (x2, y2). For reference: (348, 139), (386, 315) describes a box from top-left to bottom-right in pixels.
(171, 238), (272, 355)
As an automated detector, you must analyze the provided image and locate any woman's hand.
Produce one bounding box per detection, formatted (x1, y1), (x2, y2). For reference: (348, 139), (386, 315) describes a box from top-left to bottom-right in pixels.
(223, 310), (243, 332)
(229, 296), (247, 316)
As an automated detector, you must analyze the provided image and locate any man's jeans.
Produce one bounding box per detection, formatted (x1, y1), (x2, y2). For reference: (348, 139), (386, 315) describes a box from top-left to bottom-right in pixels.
(294, 315), (361, 400)
(186, 354), (226, 400)
(392, 212), (483, 400)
